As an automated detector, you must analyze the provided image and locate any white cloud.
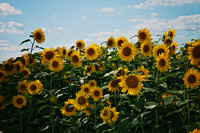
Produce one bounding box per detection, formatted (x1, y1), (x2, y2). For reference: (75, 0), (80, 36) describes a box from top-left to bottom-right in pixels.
(133, 0), (200, 9)
(81, 16), (86, 19)
(99, 7), (115, 16)
(42, 28), (52, 34)
(53, 14), (58, 17)
(55, 27), (64, 31)
(117, 11), (121, 15)
(0, 3), (22, 16)
(0, 21), (24, 34)
(150, 13), (158, 17)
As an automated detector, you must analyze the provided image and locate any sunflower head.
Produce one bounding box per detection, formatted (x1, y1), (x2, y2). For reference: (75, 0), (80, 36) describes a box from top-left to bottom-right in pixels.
(137, 28), (152, 43)
(20, 67), (31, 78)
(0, 70), (6, 82)
(96, 62), (106, 71)
(100, 106), (112, 123)
(88, 80), (97, 87)
(153, 44), (169, 58)
(168, 28), (176, 39)
(164, 37), (173, 46)
(80, 84), (91, 95)
(60, 46), (68, 58)
(106, 36), (115, 49)
(84, 43), (100, 60)
(115, 36), (128, 48)
(90, 86), (103, 102)
(50, 96), (57, 103)
(107, 107), (119, 124)
(12, 95), (27, 109)
(70, 50), (82, 66)
(76, 40), (85, 50)
(84, 104), (94, 116)
(141, 41), (152, 57)
(85, 64), (96, 74)
(42, 48), (58, 62)
(28, 80), (40, 95)
(113, 66), (128, 78)
(33, 28), (45, 44)
(155, 53), (170, 72)
(60, 99), (76, 116)
(188, 40), (200, 65)
(74, 91), (89, 110)
(15, 61), (23, 71)
(108, 78), (121, 92)
(3, 61), (16, 75)
(135, 66), (149, 78)
(49, 58), (63, 72)
(18, 80), (28, 94)
(183, 69), (200, 89)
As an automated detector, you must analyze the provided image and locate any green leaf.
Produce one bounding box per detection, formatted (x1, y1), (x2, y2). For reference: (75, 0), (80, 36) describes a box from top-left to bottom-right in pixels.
(125, 118), (139, 131)
(144, 102), (158, 109)
(118, 100), (130, 106)
(35, 100), (47, 105)
(160, 83), (167, 89)
(38, 105), (49, 112)
(129, 103), (141, 112)
(20, 39), (31, 45)
(159, 72), (176, 83)
(21, 48), (30, 52)
(143, 87), (156, 92)
(166, 108), (182, 117)
(163, 95), (174, 105)
(36, 45), (45, 50)
(176, 99), (189, 106)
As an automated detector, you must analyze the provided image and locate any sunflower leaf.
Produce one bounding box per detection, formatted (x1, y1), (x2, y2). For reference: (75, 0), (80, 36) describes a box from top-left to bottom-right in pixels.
(38, 105), (50, 112)
(21, 48), (30, 52)
(36, 45), (45, 50)
(20, 39), (31, 45)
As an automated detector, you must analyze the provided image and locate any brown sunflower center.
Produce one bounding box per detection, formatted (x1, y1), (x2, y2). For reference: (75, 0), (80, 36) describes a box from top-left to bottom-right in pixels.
(35, 33), (42, 40)
(77, 42), (82, 48)
(31, 85), (37, 91)
(157, 48), (165, 56)
(72, 55), (79, 63)
(111, 79), (121, 87)
(78, 96), (86, 105)
(123, 47), (132, 56)
(159, 59), (166, 67)
(139, 32), (146, 40)
(188, 74), (196, 84)
(193, 46), (200, 58)
(103, 110), (109, 116)
(22, 70), (28, 76)
(94, 90), (100, 97)
(166, 38), (172, 44)
(87, 66), (91, 72)
(87, 48), (95, 55)
(84, 87), (89, 93)
(117, 69), (125, 77)
(63, 49), (66, 55)
(0, 72), (4, 78)
(52, 61), (59, 68)
(117, 40), (123, 47)
(21, 58), (26, 65)
(172, 45), (175, 50)
(29, 57), (34, 64)
(17, 98), (23, 104)
(4, 63), (14, 71)
(16, 64), (21, 70)
(45, 51), (54, 60)
(107, 40), (114, 46)
(125, 75), (139, 88)
(20, 84), (26, 90)
(143, 45), (150, 52)
(65, 104), (74, 112)
(90, 82), (95, 87)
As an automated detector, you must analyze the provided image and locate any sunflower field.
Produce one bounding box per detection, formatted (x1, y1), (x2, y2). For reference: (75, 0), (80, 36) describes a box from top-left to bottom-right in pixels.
(0, 28), (200, 133)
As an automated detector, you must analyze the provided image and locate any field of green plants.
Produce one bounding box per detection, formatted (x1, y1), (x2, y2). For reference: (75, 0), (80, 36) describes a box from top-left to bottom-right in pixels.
(0, 28), (199, 133)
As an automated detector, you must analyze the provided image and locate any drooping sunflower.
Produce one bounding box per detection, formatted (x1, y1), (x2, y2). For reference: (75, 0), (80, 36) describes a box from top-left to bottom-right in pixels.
(33, 28), (45, 44)
(135, 66), (149, 78)
(137, 28), (152, 43)
(15, 61), (23, 72)
(141, 41), (152, 57)
(163, 37), (173, 46)
(88, 80), (97, 87)
(100, 106), (111, 123)
(108, 78), (121, 92)
(2, 61), (16, 75)
(90, 86), (103, 102)
(20, 67), (31, 78)
(60, 99), (76, 117)
(183, 69), (200, 89)
(21, 54), (28, 66)
(0, 70), (6, 82)
(42, 47), (58, 62)
(70, 50), (82, 66)
(115, 36), (128, 48)
(18, 80), (28, 94)
(153, 44), (169, 58)
(107, 107), (119, 125)
(171, 42), (178, 52)
(12, 95), (27, 109)
(76, 40), (85, 50)
(74, 91), (89, 110)
(118, 42), (137, 62)
(84, 43), (100, 60)
(85, 64), (96, 74)
(49, 58), (63, 72)
(84, 104), (94, 116)
(155, 53), (170, 72)
(106, 36), (115, 49)
(168, 28), (176, 39)
(119, 73), (144, 96)
(113, 66), (128, 78)
(188, 40), (200, 65)
(169, 45), (175, 57)
(28, 80), (40, 95)
(80, 84), (91, 95)
(60, 46), (68, 58)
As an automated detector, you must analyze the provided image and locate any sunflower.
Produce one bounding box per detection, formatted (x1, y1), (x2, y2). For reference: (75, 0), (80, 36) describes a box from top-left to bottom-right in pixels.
(21, 54), (28, 66)
(115, 36), (128, 48)
(50, 96), (57, 103)
(18, 80), (28, 94)
(190, 128), (200, 133)
(15, 61), (23, 71)
(26, 56), (36, 67)
(169, 45), (175, 57)
(185, 41), (191, 49)
(90, 86), (103, 102)
(163, 37), (173, 46)
(36, 79), (43, 92)
(188, 40), (200, 65)
(76, 40), (85, 50)
(70, 50), (82, 66)
(0, 103), (5, 110)
(168, 28), (176, 39)
(84, 104), (94, 116)
(101, 100), (111, 106)
(135, 66), (149, 78)
(54, 47), (62, 57)
(84, 43), (100, 60)
(118, 42), (137, 62)
(85, 64), (96, 74)
(106, 36), (115, 49)
(113, 66), (128, 78)
(0, 70), (6, 82)
(42, 48), (58, 62)
(108, 78), (121, 92)
(33, 28), (45, 44)
(60, 46), (68, 58)
(155, 53), (170, 72)
(137, 28), (152, 43)
(74, 91), (89, 110)
(20, 67), (31, 78)
(88, 80), (97, 87)
(60, 99), (76, 117)
(141, 41), (152, 57)
(28, 80), (40, 95)
(80, 84), (91, 95)
(107, 107), (119, 124)
(100, 106), (112, 123)
(183, 69), (200, 89)
(153, 44), (169, 58)
(49, 58), (63, 72)
(12, 95), (27, 109)
(119, 73), (144, 95)
(160, 93), (177, 105)
(2, 61), (16, 75)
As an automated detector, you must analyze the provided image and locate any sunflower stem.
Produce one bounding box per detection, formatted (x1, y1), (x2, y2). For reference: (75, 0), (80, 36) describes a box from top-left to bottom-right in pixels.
(28, 97), (32, 133)
(19, 110), (23, 133)
(155, 69), (159, 127)
(30, 39), (35, 55)
(51, 103), (55, 133)
(183, 86), (186, 125)
(140, 113), (145, 133)
(187, 90), (191, 124)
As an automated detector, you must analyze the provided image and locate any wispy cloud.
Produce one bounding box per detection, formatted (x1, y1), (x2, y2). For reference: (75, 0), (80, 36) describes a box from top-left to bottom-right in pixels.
(0, 3), (22, 16)
(150, 13), (158, 17)
(0, 21), (24, 34)
(132, 0), (200, 9)
(55, 27), (64, 31)
(42, 28), (52, 34)
(81, 16), (87, 19)
(99, 7), (115, 16)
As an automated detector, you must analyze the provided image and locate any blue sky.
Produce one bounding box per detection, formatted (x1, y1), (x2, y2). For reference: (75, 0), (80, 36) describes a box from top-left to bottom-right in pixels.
(0, 0), (200, 62)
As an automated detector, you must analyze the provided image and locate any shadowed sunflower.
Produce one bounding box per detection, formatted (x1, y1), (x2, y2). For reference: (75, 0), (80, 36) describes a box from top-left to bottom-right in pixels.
(60, 99), (76, 116)
(15, 61), (23, 72)
(90, 86), (103, 102)
(33, 28), (45, 44)
(42, 48), (58, 62)
(153, 44), (169, 58)
(141, 41), (152, 57)
(61, 46), (68, 58)
(20, 67), (31, 78)
(115, 36), (128, 48)
(84, 43), (99, 60)
(2, 61), (16, 75)
(76, 40), (85, 50)
(49, 58), (63, 72)
(138, 28), (152, 43)
(183, 69), (200, 89)
(55, 47), (62, 57)
(168, 28), (176, 39)
(85, 64), (96, 74)
(18, 80), (28, 94)
(74, 91), (89, 110)
(96, 62), (106, 71)
(100, 106), (111, 123)
(106, 36), (115, 49)
(113, 66), (128, 78)
(118, 42), (137, 62)
(135, 66), (149, 79)
(28, 80), (40, 94)
(0, 70), (6, 82)
(108, 78), (121, 92)
(50, 96), (57, 103)
(155, 53), (170, 72)
(26, 56), (36, 67)
(12, 95), (27, 109)
(119, 73), (144, 95)
(84, 104), (94, 116)
(80, 84), (91, 95)
(188, 40), (200, 65)
(88, 80), (97, 87)
(70, 51), (82, 66)
(163, 37), (173, 46)
(101, 100), (111, 106)
(107, 107), (119, 125)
